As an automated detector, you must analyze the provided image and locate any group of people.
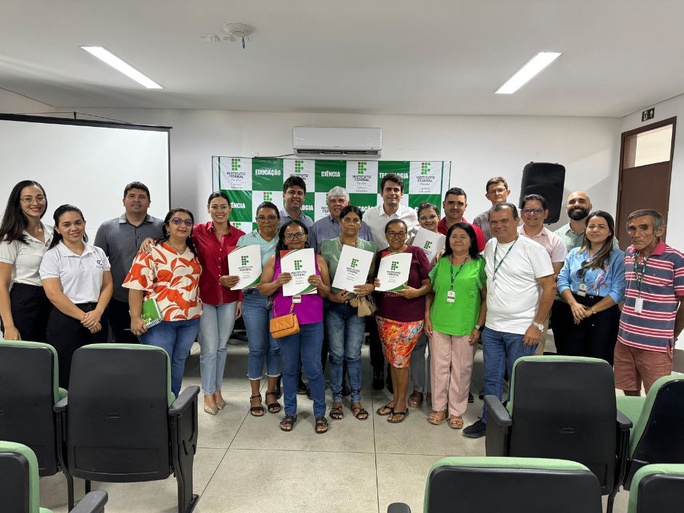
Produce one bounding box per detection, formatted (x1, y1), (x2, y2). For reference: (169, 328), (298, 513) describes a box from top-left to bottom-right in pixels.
(1, 173), (682, 438)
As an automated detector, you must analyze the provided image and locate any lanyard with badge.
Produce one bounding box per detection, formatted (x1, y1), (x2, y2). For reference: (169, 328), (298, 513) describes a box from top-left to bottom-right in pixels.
(633, 253), (649, 313)
(446, 256), (470, 303)
(491, 236), (518, 292)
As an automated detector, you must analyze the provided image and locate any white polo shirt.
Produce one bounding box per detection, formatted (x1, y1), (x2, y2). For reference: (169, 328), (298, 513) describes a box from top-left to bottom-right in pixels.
(364, 204), (419, 251)
(0, 225), (53, 287)
(39, 242), (111, 304)
(484, 235), (553, 335)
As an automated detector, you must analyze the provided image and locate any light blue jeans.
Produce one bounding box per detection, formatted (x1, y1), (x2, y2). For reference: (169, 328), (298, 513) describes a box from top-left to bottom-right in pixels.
(481, 327), (537, 423)
(139, 317), (200, 397)
(198, 302), (237, 395)
(279, 321), (326, 418)
(242, 290), (281, 380)
(325, 301), (366, 404)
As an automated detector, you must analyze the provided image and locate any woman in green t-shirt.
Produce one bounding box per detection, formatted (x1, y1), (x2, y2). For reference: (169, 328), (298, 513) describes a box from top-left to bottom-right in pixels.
(424, 222), (486, 429)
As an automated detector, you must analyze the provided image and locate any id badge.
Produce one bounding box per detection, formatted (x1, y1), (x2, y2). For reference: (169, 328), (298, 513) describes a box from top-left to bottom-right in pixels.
(577, 283), (587, 297)
(446, 290), (455, 303)
(292, 295), (302, 304)
(634, 297), (644, 313)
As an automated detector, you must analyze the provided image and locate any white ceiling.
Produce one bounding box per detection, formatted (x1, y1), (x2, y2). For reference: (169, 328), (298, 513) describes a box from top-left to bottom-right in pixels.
(1, 0), (683, 118)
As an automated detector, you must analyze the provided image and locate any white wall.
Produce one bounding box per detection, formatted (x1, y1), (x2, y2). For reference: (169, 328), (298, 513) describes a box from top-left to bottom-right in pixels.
(621, 93), (684, 249)
(0, 89), (54, 114)
(52, 108), (622, 228)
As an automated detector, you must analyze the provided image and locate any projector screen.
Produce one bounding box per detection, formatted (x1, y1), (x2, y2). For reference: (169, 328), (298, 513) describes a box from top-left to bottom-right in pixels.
(0, 114), (171, 240)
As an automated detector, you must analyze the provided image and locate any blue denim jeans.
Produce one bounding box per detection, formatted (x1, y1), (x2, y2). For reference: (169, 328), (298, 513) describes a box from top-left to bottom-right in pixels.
(481, 327), (537, 423)
(198, 302), (237, 395)
(279, 321), (326, 417)
(140, 317), (200, 397)
(242, 290), (281, 380)
(325, 301), (366, 404)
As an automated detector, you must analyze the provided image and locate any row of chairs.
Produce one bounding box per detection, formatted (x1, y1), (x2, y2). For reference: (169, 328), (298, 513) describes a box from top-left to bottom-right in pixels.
(0, 341), (200, 513)
(0, 441), (108, 513)
(388, 456), (684, 513)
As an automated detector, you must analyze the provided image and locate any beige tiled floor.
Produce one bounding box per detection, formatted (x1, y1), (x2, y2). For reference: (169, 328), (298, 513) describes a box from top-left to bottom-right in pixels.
(39, 336), (631, 513)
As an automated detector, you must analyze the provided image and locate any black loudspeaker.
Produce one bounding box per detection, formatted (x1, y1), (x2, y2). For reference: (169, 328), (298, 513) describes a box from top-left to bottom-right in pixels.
(519, 162), (566, 223)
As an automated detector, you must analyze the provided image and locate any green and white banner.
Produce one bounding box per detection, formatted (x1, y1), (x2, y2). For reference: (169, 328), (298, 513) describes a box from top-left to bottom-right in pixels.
(212, 157), (451, 233)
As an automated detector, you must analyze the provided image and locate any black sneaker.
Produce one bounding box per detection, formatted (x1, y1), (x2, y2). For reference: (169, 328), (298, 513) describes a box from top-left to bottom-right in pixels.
(468, 392), (474, 404)
(463, 419), (487, 438)
(372, 369), (384, 390)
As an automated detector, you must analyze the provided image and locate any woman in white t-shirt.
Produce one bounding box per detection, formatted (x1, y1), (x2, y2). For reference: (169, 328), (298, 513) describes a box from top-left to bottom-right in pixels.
(39, 205), (113, 388)
(0, 180), (53, 341)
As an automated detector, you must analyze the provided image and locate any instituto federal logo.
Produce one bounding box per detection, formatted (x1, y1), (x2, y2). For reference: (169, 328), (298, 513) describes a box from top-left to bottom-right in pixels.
(231, 158), (241, 171)
(423, 241), (433, 250)
(294, 260), (302, 271)
(357, 161), (367, 174)
(350, 258), (359, 268)
(421, 162), (430, 175)
(263, 191), (273, 201)
(241, 256), (249, 265)
(390, 261), (399, 271)
(294, 160), (304, 173)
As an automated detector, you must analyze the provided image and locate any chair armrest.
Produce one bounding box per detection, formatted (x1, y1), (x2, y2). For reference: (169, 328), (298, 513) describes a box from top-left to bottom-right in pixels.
(387, 503), (412, 513)
(169, 386), (200, 416)
(484, 395), (511, 426)
(617, 409), (633, 430)
(69, 491), (108, 513)
(54, 396), (68, 413)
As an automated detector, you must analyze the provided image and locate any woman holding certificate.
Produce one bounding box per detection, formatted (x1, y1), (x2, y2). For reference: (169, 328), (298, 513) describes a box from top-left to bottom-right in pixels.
(374, 219), (431, 423)
(320, 205), (377, 421)
(124, 208), (202, 398)
(555, 211), (624, 364)
(237, 201), (283, 417)
(424, 223), (486, 429)
(259, 220), (332, 433)
(192, 191), (245, 415)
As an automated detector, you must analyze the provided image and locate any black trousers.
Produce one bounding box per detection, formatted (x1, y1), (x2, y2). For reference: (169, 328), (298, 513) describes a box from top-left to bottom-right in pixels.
(551, 294), (620, 365)
(3, 283), (51, 342)
(46, 303), (109, 388)
(107, 298), (139, 344)
(367, 315), (385, 370)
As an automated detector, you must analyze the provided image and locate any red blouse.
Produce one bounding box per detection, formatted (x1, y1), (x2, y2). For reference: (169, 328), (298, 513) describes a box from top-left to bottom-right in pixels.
(192, 221), (245, 306)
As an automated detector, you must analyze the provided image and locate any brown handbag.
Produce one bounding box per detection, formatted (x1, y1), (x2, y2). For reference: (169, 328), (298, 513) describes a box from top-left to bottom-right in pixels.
(269, 302), (300, 338)
(350, 294), (377, 318)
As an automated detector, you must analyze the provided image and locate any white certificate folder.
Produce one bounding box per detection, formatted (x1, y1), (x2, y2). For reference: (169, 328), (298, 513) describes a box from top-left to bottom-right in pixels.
(331, 245), (374, 291)
(375, 252), (412, 292)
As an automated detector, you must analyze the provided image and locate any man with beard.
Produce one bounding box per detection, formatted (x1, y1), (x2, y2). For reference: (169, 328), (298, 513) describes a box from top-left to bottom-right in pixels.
(308, 186), (373, 252)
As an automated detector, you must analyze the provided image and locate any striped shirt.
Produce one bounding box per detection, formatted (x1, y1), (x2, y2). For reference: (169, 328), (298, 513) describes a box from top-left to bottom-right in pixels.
(617, 241), (684, 352)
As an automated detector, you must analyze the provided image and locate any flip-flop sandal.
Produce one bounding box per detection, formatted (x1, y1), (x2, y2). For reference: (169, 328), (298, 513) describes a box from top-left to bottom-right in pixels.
(280, 414), (297, 432)
(265, 391), (281, 414)
(388, 409), (408, 423)
(351, 403), (369, 420)
(376, 403), (394, 416)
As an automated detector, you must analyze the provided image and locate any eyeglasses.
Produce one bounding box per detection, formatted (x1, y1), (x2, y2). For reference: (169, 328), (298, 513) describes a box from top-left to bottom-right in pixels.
(170, 217), (193, 227)
(284, 233), (306, 241)
(386, 231), (406, 239)
(419, 214), (438, 222)
(256, 215), (278, 222)
(487, 188), (507, 195)
(20, 195), (46, 205)
(341, 217), (361, 224)
(522, 208), (544, 215)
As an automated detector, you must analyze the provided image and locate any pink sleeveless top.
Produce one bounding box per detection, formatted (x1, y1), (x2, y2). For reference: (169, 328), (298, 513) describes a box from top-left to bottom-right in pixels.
(272, 256), (323, 325)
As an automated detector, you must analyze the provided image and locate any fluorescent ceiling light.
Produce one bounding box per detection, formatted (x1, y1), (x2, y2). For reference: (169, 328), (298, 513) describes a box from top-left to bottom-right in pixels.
(81, 46), (162, 89)
(495, 51), (561, 95)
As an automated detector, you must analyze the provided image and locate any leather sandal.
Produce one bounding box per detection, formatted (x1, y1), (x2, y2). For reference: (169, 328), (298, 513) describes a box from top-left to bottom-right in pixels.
(265, 391), (281, 414)
(351, 403), (369, 420)
(249, 394), (265, 417)
(280, 414), (297, 432)
(448, 416), (464, 429)
(330, 402), (344, 420)
(408, 391), (423, 408)
(315, 416), (329, 434)
(427, 410), (448, 425)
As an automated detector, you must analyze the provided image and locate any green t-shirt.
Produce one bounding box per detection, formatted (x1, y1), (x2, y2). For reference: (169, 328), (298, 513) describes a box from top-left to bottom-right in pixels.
(428, 256), (486, 336)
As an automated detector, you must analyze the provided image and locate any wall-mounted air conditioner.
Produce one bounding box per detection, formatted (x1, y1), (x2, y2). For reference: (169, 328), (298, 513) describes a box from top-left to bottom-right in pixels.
(292, 127), (382, 158)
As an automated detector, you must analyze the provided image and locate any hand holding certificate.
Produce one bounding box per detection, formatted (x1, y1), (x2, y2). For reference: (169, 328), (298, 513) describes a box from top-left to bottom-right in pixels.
(412, 227), (445, 263)
(280, 248), (317, 296)
(375, 252), (413, 292)
(331, 245), (374, 291)
(227, 245), (263, 289)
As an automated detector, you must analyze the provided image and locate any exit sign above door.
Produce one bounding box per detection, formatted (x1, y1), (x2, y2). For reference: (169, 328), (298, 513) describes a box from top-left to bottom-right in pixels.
(642, 108), (655, 122)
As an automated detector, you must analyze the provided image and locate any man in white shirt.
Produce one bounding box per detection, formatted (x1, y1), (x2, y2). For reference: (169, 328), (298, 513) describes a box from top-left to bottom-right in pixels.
(463, 203), (556, 438)
(363, 173), (419, 251)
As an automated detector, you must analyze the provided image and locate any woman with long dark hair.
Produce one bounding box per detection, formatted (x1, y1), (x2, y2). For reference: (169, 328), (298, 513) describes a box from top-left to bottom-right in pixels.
(39, 204), (113, 387)
(556, 211), (625, 364)
(258, 220), (332, 433)
(0, 180), (52, 341)
(424, 222), (486, 429)
(124, 208), (202, 397)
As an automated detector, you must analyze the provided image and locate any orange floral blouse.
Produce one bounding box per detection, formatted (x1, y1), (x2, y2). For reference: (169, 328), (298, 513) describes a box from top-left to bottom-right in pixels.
(123, 242), (203, 321)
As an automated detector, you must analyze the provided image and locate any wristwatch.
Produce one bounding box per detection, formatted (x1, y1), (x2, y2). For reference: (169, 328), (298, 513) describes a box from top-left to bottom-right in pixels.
(474, 324), (484, 332)
(532, 321), (544, 331)
(591, 307), (597, 315)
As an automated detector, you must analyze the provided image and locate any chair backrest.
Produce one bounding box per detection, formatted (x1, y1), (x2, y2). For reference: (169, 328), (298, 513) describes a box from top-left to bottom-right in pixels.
(424, 456), (602, 513)
(628, 463), (684, 513)
(0, 441), (42, 513)
(66, 344), (174, 482)
(0, 341), (64, 476)
(507, 356), (617, 492)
